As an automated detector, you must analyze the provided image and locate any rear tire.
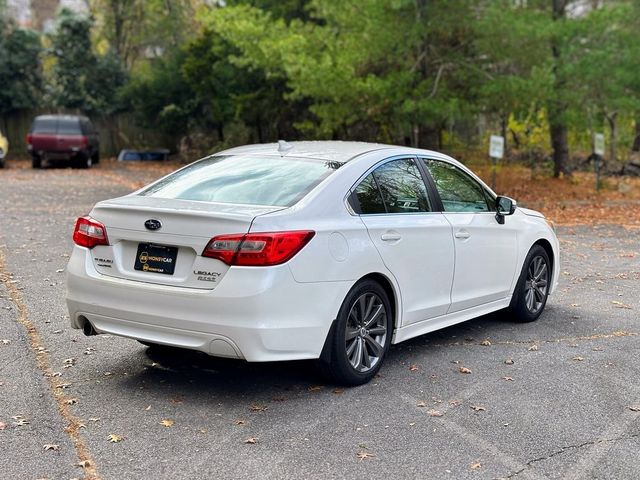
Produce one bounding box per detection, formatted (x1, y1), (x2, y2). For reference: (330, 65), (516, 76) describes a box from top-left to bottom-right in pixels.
(74, 154), (92, 169)
(508, 245), (551, 323)
(32, 155), (42, 169)
(91, 151), (100, 164)
(316, 279), (392, 386)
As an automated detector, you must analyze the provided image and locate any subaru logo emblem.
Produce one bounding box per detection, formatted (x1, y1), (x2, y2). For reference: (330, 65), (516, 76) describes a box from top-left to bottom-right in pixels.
(144, 219), (162, 231)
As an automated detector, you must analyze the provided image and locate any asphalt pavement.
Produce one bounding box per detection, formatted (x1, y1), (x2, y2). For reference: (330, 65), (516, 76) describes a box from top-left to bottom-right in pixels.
(0, 160), (638, 480)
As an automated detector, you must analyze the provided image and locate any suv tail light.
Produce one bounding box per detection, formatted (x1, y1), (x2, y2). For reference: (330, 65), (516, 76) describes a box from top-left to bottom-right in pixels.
(26, 134), (33, 145)
(81, 136), (88, 146)
(73, 216), (109, 248)
(203, 231), (315, 266)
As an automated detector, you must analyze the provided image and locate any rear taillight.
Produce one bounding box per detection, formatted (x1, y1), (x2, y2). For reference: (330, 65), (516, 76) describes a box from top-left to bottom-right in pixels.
(202, 231), (315, 266)
(81, 136), (88, 146)
(73, 216), (109, 249)
(26, 134), (32, 145)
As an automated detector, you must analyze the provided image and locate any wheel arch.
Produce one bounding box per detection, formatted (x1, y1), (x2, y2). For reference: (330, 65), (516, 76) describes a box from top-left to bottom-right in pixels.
(532, 238), (554, 279)
(358, 272), (400, 331)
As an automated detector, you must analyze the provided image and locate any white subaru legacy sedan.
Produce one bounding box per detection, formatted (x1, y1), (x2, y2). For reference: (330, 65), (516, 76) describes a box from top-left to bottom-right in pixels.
(66, 141), (559, 385)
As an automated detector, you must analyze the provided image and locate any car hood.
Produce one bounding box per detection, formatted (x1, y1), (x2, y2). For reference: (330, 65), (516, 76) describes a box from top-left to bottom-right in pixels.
(519, 207), (545, 218)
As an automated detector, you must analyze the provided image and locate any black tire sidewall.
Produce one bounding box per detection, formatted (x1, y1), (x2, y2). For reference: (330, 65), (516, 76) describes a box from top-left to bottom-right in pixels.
(510, 245), (551, 322)
(328, 279), (393, 385)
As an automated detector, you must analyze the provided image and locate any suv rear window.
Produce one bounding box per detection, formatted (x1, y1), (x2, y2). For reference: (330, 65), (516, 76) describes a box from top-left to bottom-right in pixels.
(31, 118), (57, 134)
(58, 119), (81, 135)
(139, 155), (341, 207)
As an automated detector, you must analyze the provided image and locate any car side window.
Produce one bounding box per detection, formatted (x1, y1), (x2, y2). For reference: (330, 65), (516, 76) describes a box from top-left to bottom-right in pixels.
(353, 173), (386, 214)
(373, 158), (431, 213)
(423, 159), (490, 213)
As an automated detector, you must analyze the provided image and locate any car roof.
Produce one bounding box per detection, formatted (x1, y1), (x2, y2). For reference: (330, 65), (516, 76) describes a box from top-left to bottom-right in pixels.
(217, 141), (458, 165)
(218, 141), (399, 163)
(34, 114), (90, 122)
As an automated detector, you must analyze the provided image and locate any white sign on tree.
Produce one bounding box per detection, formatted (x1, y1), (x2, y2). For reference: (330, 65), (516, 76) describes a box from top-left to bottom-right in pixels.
(594, 133), (605, 156)
(489, 135), (504, 159)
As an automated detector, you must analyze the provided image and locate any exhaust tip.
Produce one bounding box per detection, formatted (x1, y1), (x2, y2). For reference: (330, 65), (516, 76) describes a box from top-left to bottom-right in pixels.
(82, 320), (97, 336)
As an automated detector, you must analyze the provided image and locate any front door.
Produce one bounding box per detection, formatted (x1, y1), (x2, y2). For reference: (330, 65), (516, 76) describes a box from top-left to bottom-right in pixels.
(421, 158), (518, 313)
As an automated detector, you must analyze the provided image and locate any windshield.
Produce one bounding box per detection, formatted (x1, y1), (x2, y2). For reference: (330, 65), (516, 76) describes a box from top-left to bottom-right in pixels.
(139, 155), (342, 207)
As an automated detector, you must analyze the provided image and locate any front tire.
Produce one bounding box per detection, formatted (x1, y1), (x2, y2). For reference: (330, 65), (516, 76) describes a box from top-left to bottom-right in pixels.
(508, 245), (551, 323)
(317, 279), (392, 386)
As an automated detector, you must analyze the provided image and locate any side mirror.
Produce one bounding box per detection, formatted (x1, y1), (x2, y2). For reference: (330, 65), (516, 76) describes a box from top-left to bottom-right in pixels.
(495, 196), (517, 224)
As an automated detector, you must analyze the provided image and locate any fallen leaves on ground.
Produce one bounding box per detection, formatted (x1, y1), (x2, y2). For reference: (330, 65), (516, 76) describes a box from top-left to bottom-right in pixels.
(470, 462), (482, 471)
(612, 301), (633, 309)
(244, 437), (258, 444)
(333, 388), (345, 395)
(108, 434), (124, 443)
(0, 422), (6, 430)
(65, 398), (78, 405)
(572, 356), (585, 361)
(43, 444), (59, 451)
(528, 345), (539, 351)
(249, 404), (268, 412)
(234, 419), (246, 425)
(480, 340), (491, 346)
(416, 401), (428, 408)
(427, 409), (443, 417)
(307, 385), (323, 392)
(504, 359), (515, 365)
(409, 364), (419, 372)
(356, 451), (375, 461)
(502, 376), (514, 381)
(628, 405), (640, 412)
(459, 366), (472, 374)
(470, 405), (486, 412)
(77, 460), (91, 468)
(159, 419), (174, 427)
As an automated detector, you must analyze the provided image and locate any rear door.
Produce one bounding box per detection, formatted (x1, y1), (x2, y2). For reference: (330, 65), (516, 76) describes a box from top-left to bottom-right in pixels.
(352, 157), (454, 325)
(421, 158), (518, 313)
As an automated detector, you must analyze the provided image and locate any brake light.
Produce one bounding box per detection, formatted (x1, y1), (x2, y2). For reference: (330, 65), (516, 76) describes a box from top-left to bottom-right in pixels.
(73, 216), (109, 248)
(81, 136), (88, 146)
(26, 134), (32, 145)
(202, 231), (315, 266)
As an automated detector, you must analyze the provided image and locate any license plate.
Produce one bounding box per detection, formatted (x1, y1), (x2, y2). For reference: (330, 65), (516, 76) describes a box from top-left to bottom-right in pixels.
(134, 243), (178, 275)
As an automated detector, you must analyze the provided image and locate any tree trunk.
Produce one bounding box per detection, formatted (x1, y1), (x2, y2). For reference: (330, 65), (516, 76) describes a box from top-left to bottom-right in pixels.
(606, 112), (617, 163)
(550, 122), (570, 177)
(549, 0), (571, 177)
(632, 119), (640, 152)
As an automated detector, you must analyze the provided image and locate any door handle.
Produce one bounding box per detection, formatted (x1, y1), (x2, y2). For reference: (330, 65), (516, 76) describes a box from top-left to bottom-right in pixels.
(381, 233), (402, 242)
(454, 230), (471, 239)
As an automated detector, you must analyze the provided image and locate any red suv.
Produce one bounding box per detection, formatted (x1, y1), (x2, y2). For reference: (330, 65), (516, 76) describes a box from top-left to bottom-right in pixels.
(27, 115), (100, 169)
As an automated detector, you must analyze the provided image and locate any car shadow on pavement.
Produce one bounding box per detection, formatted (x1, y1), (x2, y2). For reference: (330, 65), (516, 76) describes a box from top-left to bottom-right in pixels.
(110, 305), (569, 396)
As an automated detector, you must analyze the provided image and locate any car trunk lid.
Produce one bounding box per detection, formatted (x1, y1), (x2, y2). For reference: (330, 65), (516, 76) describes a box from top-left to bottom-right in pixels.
(88, 195), (283, 289)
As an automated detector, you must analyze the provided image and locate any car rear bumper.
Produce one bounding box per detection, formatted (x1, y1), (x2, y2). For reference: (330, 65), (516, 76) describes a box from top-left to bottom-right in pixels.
(66, 246), (350, 361)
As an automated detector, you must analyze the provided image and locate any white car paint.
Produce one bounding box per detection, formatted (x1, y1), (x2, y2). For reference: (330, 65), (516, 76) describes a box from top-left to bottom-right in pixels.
(66, 141), (560, 363)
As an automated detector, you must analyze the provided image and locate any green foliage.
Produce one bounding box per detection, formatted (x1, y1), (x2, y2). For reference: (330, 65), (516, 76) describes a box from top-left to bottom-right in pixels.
(47, 9), (127, 114)
(0, 13), (43, 114)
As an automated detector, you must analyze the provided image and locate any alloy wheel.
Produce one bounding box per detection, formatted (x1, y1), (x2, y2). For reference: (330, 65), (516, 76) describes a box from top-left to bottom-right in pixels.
(524, 255), (548, 314)
(345, 293), (388, 372)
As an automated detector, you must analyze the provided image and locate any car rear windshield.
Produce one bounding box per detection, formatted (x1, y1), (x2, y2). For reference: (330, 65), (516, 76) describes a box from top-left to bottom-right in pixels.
(139, 155), (342, 207)
(58, 119), (81, 135)
(31, 117), (57, 134)
(31, 117), (82, 135)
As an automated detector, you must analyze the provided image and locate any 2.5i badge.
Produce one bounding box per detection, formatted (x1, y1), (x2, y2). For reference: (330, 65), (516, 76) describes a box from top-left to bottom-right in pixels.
(194, 270), (221, 282)
(134, 243), (178, 275)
